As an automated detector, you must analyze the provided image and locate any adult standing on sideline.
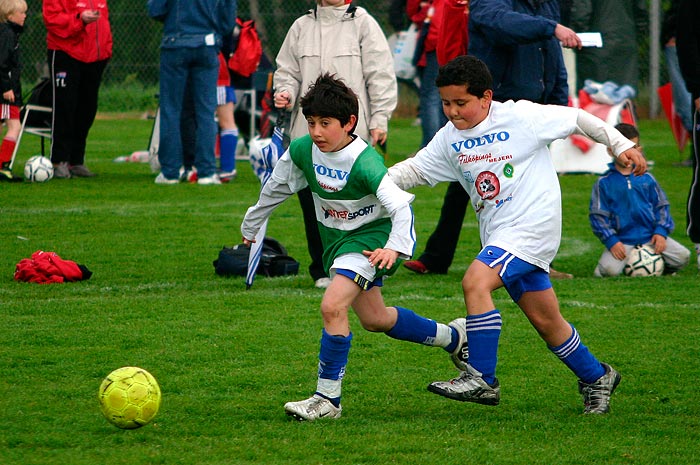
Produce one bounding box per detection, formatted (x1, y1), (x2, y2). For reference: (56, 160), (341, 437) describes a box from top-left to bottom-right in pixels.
(403, 0), (580, 277)
(147, 0), (237, 185)
(676, 0), (700, 269)
(403, 0), (468, 276)
(43, 0), (112, 179)
(569, 0), (648, 92)
(273, 0), (397, 288)
(407, 0), (448, 149)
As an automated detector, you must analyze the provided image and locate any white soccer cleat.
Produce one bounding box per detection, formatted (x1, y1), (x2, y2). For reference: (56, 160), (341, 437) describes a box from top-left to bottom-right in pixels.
(428, 364), (500, 405)
(284, 394), (342, 421)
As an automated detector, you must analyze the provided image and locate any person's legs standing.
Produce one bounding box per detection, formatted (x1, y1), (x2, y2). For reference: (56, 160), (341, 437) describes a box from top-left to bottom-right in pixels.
(158, 47), (189, 181)
(665, 44), (693, 134)
(70, 59), (108, 173)
(48, 50), (80, 178)
(298, 186), (328, 286)
(181, 80), (197, 178)
(405, 51), (461, 274)
(190, 45), (219, 180)
(415, 181), (469, 273)
(418, 51), (447, 148)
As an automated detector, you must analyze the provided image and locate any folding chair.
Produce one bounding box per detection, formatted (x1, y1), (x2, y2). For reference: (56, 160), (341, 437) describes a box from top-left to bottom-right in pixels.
(9, 79), (53, 170)
(235, 70), (273, 142)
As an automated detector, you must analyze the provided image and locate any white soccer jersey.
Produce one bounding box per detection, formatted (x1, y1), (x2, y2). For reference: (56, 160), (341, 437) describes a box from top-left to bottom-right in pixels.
(389, 100), (632, 270)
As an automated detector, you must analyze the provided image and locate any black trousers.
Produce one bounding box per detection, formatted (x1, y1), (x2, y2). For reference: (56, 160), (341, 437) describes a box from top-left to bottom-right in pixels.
(418, 181), (470, 273)
(48, 50), (108, 165)
(688, 105), (700, 243)
(298, 186), (328, 281)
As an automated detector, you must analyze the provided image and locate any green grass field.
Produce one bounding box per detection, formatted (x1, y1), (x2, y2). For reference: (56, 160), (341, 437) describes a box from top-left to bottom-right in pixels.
(1, 116), (698, 465)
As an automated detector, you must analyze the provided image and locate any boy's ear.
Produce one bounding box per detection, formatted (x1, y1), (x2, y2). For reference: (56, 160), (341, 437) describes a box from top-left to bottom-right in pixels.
(344, 114), (358, 132)
(481, 89), (493, 107)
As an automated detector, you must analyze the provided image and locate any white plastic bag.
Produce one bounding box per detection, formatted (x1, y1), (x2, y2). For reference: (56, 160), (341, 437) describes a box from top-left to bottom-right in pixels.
(392, 23), (419, 80)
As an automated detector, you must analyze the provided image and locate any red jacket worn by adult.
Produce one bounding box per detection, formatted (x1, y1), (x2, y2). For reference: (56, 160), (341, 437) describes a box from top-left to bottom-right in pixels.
(407, 0), (444, 67)
(43, 0), (113, 63)
(437, 0), (469, 66)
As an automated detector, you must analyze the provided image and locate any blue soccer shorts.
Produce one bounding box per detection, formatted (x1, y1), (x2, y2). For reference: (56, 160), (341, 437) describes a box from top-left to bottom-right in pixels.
(476, 246), (551, 303)
(216, 86), (237, 106)
(331, 253), (385, 291)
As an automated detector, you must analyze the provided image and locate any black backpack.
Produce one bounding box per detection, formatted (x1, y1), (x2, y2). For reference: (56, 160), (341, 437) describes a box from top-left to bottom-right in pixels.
(213, 237), (299, 278)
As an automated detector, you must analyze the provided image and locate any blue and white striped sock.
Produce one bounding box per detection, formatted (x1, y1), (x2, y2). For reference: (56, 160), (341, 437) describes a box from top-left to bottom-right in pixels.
(549, 325), (605, 384)
(385, 307), (453, 348)
(466, 310), (502, 385)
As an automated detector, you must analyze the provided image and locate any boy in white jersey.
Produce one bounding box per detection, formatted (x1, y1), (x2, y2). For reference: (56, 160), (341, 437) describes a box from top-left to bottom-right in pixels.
(241, 74), (469, 421)
(389, 56), (647, 414)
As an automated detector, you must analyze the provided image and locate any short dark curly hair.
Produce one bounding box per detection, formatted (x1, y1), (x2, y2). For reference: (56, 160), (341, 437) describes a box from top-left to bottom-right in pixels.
(435, 55), (493, 99)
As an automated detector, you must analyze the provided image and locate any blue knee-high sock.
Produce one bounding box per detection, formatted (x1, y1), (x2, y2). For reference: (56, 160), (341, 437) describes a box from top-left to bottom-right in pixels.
(219, 128), (238, 172)
(549, 325), (605, 384)
(316, 329), (352, 407)
(466, 310), (502, 385)
(385, 307), (440, 345)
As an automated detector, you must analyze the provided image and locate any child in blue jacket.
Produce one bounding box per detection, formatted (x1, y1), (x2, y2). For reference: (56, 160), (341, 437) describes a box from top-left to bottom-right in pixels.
(590, 123), (691, 276)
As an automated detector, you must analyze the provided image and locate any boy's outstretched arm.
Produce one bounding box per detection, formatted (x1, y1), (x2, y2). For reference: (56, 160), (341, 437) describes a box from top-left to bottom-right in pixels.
(240, 178), (293, 243)
(241, 151), (307, 243)
(574, 109), (647, 175)
(370, 175), (417, 270)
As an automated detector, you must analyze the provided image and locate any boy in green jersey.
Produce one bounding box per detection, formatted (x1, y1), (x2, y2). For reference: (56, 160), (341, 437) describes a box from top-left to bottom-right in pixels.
(241, 73), (469, 421)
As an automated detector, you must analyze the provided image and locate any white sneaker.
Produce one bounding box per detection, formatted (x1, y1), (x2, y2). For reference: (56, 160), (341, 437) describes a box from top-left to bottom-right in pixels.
(448, 318), (469, 371)
(197, 174), (222, 185)
(315, 277), (332, 289)
(284, 394), (341, 421)
(155, 172), (178, 184)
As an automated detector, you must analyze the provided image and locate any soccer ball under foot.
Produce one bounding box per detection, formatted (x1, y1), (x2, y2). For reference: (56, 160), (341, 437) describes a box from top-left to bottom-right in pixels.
(98, 366), (162, 429)
(623, 244), (664, 277)
(24, 155), (54, 182)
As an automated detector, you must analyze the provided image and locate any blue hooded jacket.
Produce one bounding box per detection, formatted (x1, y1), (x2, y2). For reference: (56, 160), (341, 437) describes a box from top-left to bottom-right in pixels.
(147, 0), (237, 49)
(590, 163), (674, 249)
(469, 0), (568, 104)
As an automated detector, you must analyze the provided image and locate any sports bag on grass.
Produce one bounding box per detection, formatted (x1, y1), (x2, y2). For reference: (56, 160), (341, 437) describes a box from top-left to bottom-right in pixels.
(213, 238), (299, 278)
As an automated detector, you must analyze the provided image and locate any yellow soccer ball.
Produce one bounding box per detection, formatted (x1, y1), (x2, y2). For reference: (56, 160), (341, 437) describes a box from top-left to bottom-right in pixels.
(98, 366), (161, 429)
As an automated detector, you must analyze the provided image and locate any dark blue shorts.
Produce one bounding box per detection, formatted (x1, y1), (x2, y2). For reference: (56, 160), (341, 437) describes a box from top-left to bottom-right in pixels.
(335, 268), (384, 291)
(476, 246), (551, 302)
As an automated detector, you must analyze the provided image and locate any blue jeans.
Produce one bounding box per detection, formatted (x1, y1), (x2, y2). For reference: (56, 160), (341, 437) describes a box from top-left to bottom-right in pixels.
(418, 51), (448, 148)
(664, 44), (693, 133)
(158, 45), (218, 179)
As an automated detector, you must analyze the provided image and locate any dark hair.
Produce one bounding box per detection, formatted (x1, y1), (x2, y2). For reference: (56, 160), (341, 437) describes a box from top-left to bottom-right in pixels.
(614, 123), (639, 140)
(300, 73), (359, 132)
(435, 55), (492, 99)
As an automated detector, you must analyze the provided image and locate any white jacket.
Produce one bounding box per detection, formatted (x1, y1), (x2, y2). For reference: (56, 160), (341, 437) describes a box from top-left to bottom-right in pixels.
(274, 4), (397, 141)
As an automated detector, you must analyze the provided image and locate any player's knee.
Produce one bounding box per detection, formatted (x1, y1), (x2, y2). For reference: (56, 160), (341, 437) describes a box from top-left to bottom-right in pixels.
(462, 274), (490, 295)
(595, 262), (620, 277)
(320, 301), (346, 324)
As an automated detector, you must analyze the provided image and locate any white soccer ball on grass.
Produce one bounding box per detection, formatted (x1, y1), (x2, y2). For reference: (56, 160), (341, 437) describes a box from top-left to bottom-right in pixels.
(24, 155), (54, 182)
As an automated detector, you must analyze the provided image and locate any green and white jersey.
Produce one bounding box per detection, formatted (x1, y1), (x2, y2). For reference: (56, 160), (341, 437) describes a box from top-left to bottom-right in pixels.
(241, 135), (415, 277)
